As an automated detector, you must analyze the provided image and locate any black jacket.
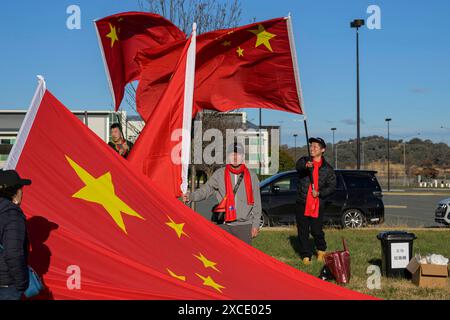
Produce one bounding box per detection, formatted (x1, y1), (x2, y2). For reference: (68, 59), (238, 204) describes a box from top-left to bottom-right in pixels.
(0, 198), (29, 291)
(108, 140), (134, 159)
(296, 156), (337, 207)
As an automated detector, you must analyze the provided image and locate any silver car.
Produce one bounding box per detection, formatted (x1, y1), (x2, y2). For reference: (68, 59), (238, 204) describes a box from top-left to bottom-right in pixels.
(435, 198), (450, 226)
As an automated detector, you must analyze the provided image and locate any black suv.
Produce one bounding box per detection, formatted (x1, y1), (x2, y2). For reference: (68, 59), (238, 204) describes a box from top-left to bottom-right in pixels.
(259, 170), (384, 228)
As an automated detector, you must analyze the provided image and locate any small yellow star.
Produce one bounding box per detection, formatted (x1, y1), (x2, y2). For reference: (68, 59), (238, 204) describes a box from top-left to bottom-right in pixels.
(222, 40), (231, 47)
(196, 273), (225, 293)
(167, 268), (186, 281)
(194, 253), (220, 272)
(248, 24), (276, 52)
(106, 23), (119, 48)
(166, 216), (189, 238)
(236, 46), (244, 57)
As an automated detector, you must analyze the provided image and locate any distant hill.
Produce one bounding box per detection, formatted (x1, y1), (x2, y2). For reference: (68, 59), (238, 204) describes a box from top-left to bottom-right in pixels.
(282, 136), (450, 181)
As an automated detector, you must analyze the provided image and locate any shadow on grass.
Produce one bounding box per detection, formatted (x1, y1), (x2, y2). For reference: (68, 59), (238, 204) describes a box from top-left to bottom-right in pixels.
(368, 258), (382, 268)
(289, 235), (317, 257)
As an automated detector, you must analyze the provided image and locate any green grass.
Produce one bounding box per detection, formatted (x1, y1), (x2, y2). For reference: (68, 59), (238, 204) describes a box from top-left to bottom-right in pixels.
(253, 227), (450, 300)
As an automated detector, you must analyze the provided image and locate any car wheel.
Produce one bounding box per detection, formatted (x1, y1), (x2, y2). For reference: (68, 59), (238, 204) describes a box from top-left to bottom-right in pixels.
(259, 211), (271, 229)
(341, 209), (365, 228)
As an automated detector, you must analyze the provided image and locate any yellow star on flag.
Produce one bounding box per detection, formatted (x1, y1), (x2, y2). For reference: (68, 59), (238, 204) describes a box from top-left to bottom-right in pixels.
(167, 268), (186, 281)
(222, 40), (231, 46)
(166, 216), (189, 238)
(196, 273), (225, 293)
(194, 253), (220, 272)
(66, 156), (144, 234)
(236, 46), (244, 57)
(248, 24), (276, 52)
(106, 23), (119, 48)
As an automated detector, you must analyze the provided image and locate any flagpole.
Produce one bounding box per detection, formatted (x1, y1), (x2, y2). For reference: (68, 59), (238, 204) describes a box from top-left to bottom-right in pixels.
(5, 76), (46, 170)
(286, 13), (315, 192)
(180, 23), (197, 196)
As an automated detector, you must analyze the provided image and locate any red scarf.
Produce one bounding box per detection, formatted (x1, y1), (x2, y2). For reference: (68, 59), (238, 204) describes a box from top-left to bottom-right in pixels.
(224, 164), (254, 222)
(304, 158), (322, 218)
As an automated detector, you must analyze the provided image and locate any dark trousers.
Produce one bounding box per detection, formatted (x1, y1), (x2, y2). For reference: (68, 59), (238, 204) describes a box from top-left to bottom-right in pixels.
(296, 202), (327, 259)
(0, 286), (22, 300)
(219, 223), (252, 245)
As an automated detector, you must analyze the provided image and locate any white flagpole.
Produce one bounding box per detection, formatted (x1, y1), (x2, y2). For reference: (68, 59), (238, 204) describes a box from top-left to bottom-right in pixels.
(180, 23), (197, 195)
(5, 76), (46, 170)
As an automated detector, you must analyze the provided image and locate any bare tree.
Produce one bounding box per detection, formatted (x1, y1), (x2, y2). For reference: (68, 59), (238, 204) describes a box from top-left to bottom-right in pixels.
(139, 0), (242, 34)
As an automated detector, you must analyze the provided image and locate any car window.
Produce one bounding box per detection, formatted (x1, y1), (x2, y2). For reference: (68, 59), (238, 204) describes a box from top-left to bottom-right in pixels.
(273, 175), (298, 192)
(261, 184), (271, 194)
(342, 173), (381, 190)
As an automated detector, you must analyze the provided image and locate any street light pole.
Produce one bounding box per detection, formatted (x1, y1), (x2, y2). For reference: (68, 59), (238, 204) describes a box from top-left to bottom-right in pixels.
(385, 118), (392, 191)
(331, 128), (337, 168)
(351, 19), (365, 170)
(293, 134), (298, 161)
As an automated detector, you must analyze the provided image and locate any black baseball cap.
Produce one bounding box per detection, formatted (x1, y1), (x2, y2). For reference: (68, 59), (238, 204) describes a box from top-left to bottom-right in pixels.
(0, 170), (31, 188)
(308, 137), (327, 149)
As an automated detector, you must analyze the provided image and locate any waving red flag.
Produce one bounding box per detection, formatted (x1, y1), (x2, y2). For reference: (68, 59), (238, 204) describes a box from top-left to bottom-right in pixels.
(95, 12), (185, 110)
(4, 77), (375, 300)
(129, 34), (197, 198)
(135, 16), (303, 121)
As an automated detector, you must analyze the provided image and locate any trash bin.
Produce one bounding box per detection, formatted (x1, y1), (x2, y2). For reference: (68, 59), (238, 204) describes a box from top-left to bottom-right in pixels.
(377, 231), (417, 278)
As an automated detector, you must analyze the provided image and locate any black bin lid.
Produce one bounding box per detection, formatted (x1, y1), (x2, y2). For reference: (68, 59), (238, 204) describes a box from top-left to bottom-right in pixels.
(377, 231), (417, 241)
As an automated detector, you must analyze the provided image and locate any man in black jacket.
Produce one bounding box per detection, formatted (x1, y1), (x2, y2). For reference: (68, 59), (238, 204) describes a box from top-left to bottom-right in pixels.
(296, 137), (336, 265)
(0, 170), (31, 300)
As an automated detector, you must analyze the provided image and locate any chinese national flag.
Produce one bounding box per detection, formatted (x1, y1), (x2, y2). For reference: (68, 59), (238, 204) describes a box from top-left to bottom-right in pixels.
(5, 77), (375, 300)
(128, 36), (197, 198)
(135, 17), (303, 122)
(95, 12), (185, 110)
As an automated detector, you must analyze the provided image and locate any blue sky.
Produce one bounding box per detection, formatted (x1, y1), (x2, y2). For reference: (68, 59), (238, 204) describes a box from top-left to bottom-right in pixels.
(0, 0), (449, 146)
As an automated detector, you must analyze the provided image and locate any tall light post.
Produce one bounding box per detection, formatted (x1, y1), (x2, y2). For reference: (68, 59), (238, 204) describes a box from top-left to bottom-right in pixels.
(385, 118), (392, 191)
(331, 128), (337, 168)
(293, 134), (298, 161)
(351, 19), (365, 170)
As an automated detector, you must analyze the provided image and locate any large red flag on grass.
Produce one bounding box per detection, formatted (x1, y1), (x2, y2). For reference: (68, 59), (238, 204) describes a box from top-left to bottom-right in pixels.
(4, 77), (375, 300)
(95, 12), (185, 110)
(135, 16), (303, 122)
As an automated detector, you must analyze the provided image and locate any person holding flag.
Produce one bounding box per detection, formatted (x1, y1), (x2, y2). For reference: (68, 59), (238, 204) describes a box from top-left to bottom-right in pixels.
(295, 137), (336, 265)
(182, 143), (262, 245)
(108, 123), (134, 159)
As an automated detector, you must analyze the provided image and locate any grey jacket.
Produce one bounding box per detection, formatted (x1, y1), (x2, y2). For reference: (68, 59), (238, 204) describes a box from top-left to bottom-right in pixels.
(189, 166), (262, 229)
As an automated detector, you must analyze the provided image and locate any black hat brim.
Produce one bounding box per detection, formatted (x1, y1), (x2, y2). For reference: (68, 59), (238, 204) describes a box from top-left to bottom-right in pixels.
(18, 179), (31, 186)
(308, 138), (326, 149)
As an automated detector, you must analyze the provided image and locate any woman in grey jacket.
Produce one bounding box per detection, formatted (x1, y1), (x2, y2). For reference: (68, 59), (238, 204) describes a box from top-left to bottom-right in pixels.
(183, 143), (262, 245)
(0, 170), (31, 300)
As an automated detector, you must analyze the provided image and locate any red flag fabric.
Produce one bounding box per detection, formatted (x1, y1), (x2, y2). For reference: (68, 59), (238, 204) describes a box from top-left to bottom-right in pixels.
(128, 37), (197, 198)
(135, 17), (303, 122)
(95, 12), (185, 110)
(5, 78), (376, 300)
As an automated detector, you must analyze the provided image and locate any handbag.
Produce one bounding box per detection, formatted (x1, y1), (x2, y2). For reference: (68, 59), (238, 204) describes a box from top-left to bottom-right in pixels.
(211, 173), (244, 224)
(0, 242), (44, 298)
(323, 238), (351, 284)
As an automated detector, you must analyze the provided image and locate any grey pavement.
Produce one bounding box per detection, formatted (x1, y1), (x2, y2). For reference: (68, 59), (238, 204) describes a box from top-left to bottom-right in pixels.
(187, 191), (450, 228)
